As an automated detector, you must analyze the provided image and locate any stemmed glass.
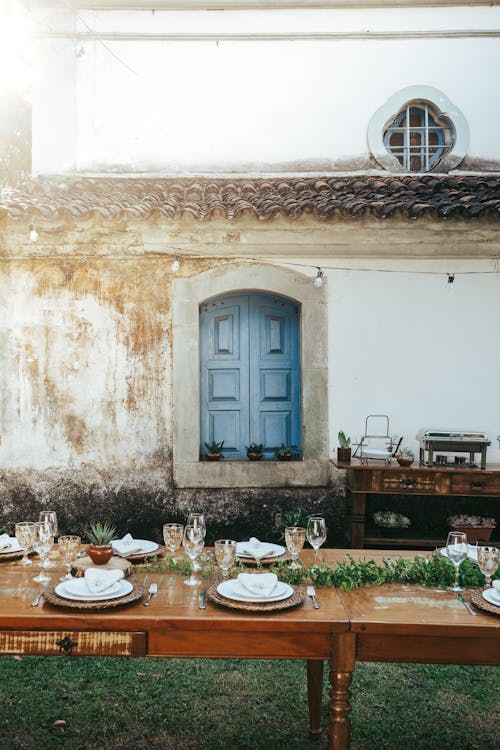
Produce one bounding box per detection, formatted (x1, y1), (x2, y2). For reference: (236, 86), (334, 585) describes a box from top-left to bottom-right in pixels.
(39, 511), (58, 568)
(477, 545), (500, 588)
(183, 524), (205, 586)
(58, 535), (81, 581)
(15, 522), (35, 566)
(307, 517), (327, 565)
(285, 526), (306, 569)
(187, 514), (206, 572)
(446, 531), (468, 592)
(163, 523), (184, 562)
(214, 539), (237, 580)
(32, 522), (54, 583)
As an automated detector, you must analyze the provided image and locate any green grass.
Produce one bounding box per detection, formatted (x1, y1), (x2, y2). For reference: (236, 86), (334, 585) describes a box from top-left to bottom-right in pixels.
(0, 657), (498, 749)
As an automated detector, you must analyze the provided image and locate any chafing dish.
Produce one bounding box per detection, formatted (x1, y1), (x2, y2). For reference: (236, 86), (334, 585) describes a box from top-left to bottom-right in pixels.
(416, 429), (490, 469)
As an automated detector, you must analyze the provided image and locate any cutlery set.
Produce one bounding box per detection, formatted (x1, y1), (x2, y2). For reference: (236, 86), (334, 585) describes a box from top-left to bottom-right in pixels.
(143, 582), (158, 606)
(307, 585), (319, 609)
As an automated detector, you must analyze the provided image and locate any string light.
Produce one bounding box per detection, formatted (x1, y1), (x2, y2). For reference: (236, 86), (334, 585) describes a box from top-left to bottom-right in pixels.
(171, 257), (180, 272)
(29, 223), (38, 242)
(447, 273), (455, 289)
(314, 267), (324, 288)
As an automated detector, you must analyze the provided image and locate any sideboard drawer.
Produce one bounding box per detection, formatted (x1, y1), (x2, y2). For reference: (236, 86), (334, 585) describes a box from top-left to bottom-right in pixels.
(450, 475), (500, 495)
(380, 472), (438, 493)
(0, 630), (147, 656)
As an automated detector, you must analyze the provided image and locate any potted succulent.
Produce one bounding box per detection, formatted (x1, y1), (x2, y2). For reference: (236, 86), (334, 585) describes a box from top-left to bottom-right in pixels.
(205, 439), (224, 461)
(86, 521), (117, 565)
(372, 511), (412, 538)
(275, 444), (294, 461)
(337, 431), (351, 463)
(447, 514), (496, 543)
(246, 443), (264, 460)
(396, 447), (415, 467)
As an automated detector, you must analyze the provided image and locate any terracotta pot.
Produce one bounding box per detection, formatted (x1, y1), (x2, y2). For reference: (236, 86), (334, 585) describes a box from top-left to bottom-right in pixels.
(337, 447), (351, 464)
(450, 525), (495, 543)
(88, 544), (114, 565)
(397, 457), (414, 467)
(277, 453), (292, 461)
(247, 452), (263, 461)
(206, 453), (222, 461)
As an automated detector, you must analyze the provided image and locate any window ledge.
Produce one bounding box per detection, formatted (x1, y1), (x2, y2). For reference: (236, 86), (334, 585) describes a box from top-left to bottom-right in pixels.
(173, 459), (330, 488)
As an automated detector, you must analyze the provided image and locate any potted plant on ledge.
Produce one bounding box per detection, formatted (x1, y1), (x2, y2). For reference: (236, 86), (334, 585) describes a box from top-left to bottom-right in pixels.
(86, 521), (117, 565)
(337, 431), (351, 463)
(205, 440), (224, 461)
(275, 444), (294, 461)
(447, 514), (496, 543)
(246, 443), (264, 461)
(396, 447), (415, 467)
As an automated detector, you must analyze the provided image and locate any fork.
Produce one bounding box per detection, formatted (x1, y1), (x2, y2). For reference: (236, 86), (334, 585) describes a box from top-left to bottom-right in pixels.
(307, 585), (319, 609)
(31, 587), (46, 607)
(143, 582), (157, 607)
(457, 592), (476, 616)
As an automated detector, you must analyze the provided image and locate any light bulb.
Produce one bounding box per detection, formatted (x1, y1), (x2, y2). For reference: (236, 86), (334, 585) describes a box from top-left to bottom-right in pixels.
(29, 223), (38, 242)
(171, 258), (180, 272)
(447, 273), (455, 289)
(314, 268), (324, 288)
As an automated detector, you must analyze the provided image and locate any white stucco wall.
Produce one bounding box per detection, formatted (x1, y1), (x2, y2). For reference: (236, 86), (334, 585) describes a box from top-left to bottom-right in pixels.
(31, 6), (500, 174)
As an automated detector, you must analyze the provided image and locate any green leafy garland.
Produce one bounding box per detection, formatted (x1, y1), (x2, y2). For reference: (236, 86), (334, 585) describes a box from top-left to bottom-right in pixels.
(134, 552), (495, 591)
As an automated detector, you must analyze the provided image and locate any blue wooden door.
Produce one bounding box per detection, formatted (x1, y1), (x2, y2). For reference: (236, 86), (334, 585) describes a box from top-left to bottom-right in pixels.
(200, 292), (300, 459)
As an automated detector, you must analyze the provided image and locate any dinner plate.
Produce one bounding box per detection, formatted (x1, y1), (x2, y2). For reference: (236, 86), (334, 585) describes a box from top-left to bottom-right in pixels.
(217, 579), (293, 603)
(482, 588), (500, 607)
(55, 579), (133, 601)
(236, 542), (285, 559)
(0, 538), (22, 554)
(111, 539), (159, 555)
(438, 545), (478, 562)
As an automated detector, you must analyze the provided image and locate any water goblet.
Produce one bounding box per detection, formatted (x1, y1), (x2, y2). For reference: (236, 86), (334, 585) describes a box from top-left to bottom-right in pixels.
(307, 517), (327, 565)
(163, 523), (184, 562)
(15, 522), (35, 566)
(39, 511), (58, 568)
(477, 545), (500, 588)
(32, 521), (54, 583)
(446, 531), (468, 592)
(58, 535), (81, 581)
(285, 526), (306, 569)
(214, 539), (237, 580)
(183, 524), (204, 586)
(187, 513), (206, 539)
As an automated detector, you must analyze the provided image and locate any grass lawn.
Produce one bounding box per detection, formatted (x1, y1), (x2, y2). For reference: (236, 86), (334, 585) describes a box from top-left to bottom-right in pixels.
(0, 657), (498, 749)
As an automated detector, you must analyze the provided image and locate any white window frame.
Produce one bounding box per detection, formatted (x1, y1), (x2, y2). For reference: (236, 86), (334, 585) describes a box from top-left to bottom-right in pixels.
(172, 262), (329, 488)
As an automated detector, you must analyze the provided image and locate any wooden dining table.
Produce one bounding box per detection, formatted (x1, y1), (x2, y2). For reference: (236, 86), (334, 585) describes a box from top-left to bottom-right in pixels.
(0, 548), (498, 750)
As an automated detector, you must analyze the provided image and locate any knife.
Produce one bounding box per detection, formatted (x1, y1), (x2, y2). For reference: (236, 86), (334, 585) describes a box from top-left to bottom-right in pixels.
(143, 582), (157, 607)
(457, 593), (477, 616)
(31, 588), (46, 607)
(307, 585), (319, 609)
(199, 589), (207, 609)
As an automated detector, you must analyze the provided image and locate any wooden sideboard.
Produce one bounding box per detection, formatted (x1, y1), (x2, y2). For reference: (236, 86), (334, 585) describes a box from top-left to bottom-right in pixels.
(338, 461), (500, 548)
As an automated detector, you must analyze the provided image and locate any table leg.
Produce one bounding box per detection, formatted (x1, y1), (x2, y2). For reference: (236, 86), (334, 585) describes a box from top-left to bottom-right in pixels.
(347, 489), (366, 548)
(328, 633), (356, 750)
(307, 659), (324, 739)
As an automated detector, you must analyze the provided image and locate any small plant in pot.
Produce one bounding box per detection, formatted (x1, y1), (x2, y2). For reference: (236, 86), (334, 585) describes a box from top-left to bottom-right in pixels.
(246, 443), (264, 460)
(448, 514), (496, 543)
(205, 439), (224, 461)
(86, 521), (116, 565)
(275, 444), (294, 461)
(337, 431), (351, 463)
(396, 447), (415, 467)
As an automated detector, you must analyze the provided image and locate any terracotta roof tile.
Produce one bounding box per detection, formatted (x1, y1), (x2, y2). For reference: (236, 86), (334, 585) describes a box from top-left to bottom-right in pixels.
(1, 174), (499, 223)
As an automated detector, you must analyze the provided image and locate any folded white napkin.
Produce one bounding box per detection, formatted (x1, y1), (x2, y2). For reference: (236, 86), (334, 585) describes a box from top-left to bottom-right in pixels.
(112, 533), (143, 556)
(242, 537), (275, 560)
(237, 572), (278, 598)
(84, 568), (124, 594)
(0, 534), (12, 552)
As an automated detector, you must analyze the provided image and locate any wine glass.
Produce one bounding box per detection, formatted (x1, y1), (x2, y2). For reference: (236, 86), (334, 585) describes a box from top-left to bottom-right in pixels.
(307, 517), (327, 565)
(183, 524), (204, 586)
(187, 513), (206, 539)
(285, 526), (306, 569)
(58, 535), (81, 581)
(15, 522), (35, 566)
(477, 545), (500, 588)
(446, 531), (468, 592)
(163, 523), (184, 562)
(214, 539), (237, 580)
(39, 511), (58, 568)
(32, 521), (54, 583)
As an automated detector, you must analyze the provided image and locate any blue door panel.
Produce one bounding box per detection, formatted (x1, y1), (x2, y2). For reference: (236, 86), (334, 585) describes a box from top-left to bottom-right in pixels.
(260, 369), (290, 401)
(260, 411), (291, 452)
(209, 369), (240, 401)
(209, 411), (240, 454)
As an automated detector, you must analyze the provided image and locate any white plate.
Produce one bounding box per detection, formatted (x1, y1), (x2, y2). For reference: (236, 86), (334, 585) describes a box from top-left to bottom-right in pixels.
(438, 545), (478, 562)
(0, 537), (22, 554)
(236, 542), (285, 559)
(55, 579), (133, 601)
(217, 579), (293, 603)
(482, 588), (500, 607)
(111, 539), (159, 555)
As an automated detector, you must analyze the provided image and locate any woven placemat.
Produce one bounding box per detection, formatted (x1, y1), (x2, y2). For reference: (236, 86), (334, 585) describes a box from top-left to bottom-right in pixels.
(0, 550), (33, 562)
(120, 544), (166, 562)
(236, 553), (290, 567)
(466, 588), (500, 617)
(43, 582), (145, 610)
(207, 584), (304, 612)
